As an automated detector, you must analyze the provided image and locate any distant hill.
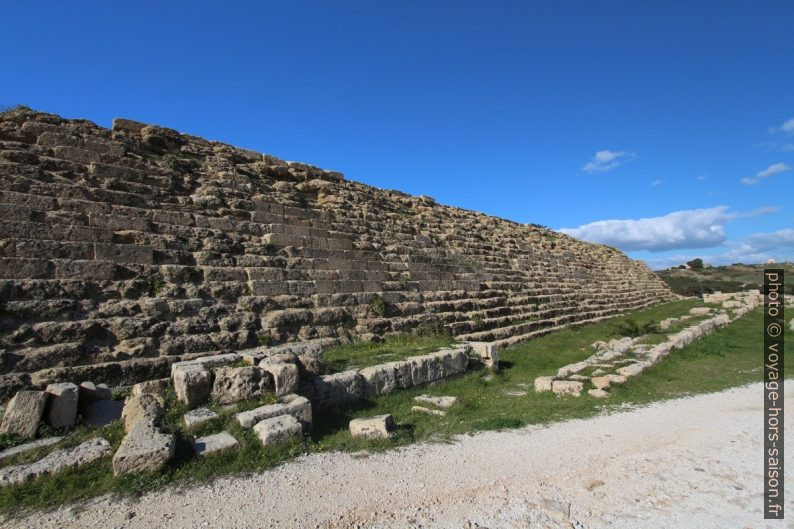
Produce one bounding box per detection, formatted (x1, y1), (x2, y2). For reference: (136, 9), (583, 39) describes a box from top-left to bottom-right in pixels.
(656, 262), (794, 297)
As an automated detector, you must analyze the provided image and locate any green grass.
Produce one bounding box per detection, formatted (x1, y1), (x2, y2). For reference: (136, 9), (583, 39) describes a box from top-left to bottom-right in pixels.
(322, 333), (456, 372)
(2, 297), (788, 513)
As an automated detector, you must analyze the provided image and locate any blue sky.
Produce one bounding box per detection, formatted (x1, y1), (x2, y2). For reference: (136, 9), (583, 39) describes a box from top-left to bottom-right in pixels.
(1, 1), (792, 269)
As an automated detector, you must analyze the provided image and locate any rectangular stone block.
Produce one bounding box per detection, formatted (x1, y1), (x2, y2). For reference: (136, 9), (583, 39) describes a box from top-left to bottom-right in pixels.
(236, 395), (312, 430)
(45, 382), (78, 429)
(0, 391), (48, 439)
(94, 243), (154, 264)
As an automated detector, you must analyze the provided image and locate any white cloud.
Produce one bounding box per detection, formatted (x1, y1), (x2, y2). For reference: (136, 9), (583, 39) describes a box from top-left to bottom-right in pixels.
(558, 206), (777, 253)
(650, 179), (664, 187)
(778, 117), (794, 135)
(740, 162), (790, 185)
(581, 150), (634, 173)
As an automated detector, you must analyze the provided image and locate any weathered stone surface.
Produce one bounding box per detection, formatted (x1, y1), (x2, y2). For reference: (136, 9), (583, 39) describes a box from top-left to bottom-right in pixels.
(689, 307), (712, 316)
(590, 376), (611, 390)
(172, 363), (212, 407)
(296, 355), (326, 377)
(360, 363), (398, 397)
(0, 391), (48, 439)
(78, 381), (112, 402)
(183, 407), (219, 429)
(468, 342), (499, 370)
(83, 399), (124, 427)
(605, 374), (627, 385)
(588, 389), (609, 398)
(259, 362), (299, 397)
(616, 362), (649, 378)
(0, 436), (62, 462)
(0, 438), (112, 486)
(121, 393), (163, 431)
(301, 370), (365, 410)
(534, 376), (554, 392)
(211, 366), (273, 405)
(414, 394), (457, 408)
(112, 420), (175, 476)
(551, 380), (583, 397)
(253, 415), (302, 446)
(45, 382), (78, 429)
(192, 431), (238, 457)
(349, 414), (395, 439)
(131, 378), (169, 400)
(236, 395), (312, 430)
(411, 405), (445, 416)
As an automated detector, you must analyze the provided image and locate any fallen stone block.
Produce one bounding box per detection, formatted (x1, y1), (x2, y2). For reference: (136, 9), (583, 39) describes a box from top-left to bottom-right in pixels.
(616, 362), (650, 378)
(359, 363), (398, 397)
(0, 436), (62, 462)
(411, 405), (445, 416)
(172, 363), (212, 407)
(551, 380), (583, 397)
(468, 342), (499, 370)
(121, 393), (163, 432)
(236, 394), (312, 430)
(689, 307), (712, 316)
(534, 376), (554, 392)
(259, 362), (299, 397)
(211, 366), (273, 405)
(192, 431), (238, 457)
(45, 382), (79, 429)
(112, 420), (175, 476)
(605, 374), (627, 385)
(253, 415), (302, 446)
(183, 407), (219, 429)
(349, 414), (396, 439)
(590, 376), (611, 390)
(414, 394), (457, 408)
(557, 362), (589, 378)
(300, 370), (365, 410)
(0, 391), (48, 439)
(588, 389), (609, 398)
(0, 438), (112, 487)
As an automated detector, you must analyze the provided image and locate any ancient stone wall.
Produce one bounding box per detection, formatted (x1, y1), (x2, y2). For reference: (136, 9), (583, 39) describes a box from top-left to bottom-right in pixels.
(0, 108), (675, 399)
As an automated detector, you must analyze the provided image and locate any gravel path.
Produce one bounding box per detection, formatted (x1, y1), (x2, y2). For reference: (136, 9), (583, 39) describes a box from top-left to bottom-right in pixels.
(5, 383), (790, 529)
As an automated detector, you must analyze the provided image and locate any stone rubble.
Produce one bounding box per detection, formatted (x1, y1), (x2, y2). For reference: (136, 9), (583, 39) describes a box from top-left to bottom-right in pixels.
(349, 414), (396, 439)
(0, 436), (62, 462)
(253, 415), (303, 447)
(192, 431), (239, 457)
(0, 438), (112, 486)
(183, 407), (219, 429)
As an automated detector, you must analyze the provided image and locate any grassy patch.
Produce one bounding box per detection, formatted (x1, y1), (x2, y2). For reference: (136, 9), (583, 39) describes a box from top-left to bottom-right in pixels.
(323, 333), (456, 373)
(2, 298), (787, 513)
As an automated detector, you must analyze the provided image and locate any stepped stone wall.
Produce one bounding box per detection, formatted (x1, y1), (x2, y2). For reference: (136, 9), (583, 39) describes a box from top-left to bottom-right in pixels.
(0, 108), (676, 400)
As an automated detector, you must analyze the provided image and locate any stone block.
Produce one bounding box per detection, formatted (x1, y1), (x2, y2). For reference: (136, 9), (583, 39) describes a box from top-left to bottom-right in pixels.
(253, 415), (302, 446)
(131, 378), (169, 400)
(192, 431), (238, 457)
(78, 381), (112, 402)
(0, 438), (112, 486)
(590, 376), (611, 390)
(236, 395), (312, 430)
(211, 366), (273, 405)
(183, 407), (219, 429)
(172, 363), (212, 407)
(259, 362), (299, 397)
(359, 363), (397, 397)
(411, 405), (445, 416)
(349, 414), (395, 439)
(121, 393), (163, 432)
(414, 394), (457, 408)
(45, 382), (78, 429)
(112, 420), (175, 476)
(0, 391), (48, 439)
(534, 376), (554, 392)
(551, 380), (583, 397)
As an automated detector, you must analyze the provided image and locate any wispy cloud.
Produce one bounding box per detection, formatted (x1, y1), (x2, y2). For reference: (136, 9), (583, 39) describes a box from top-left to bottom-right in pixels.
(740, 162), (790, 185)
(581, 150), (635, 174)
(761, 117), (794, 152)
(772, 117), (794, 135)
(650, 179), (665, 187)
(558, 205), (777, 253)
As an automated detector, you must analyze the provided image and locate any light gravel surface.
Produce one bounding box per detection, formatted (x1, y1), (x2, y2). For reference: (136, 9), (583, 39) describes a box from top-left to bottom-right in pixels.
(4, 383), (791, 529)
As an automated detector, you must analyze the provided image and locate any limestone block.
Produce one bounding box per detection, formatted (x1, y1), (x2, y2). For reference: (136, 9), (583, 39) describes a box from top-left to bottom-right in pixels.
(590, 377), (611, 391)
(253, 415), (302, 446)
(172, 363), (212, 407)
(689, 307), (712, 316)
(588, 389), (609, 398)
(121, 393), (163, 432)
(616, 362), (650, 378)
(605, 374), (627, 385)
(112, 420), (175, 476)
(551, 380), (583, 397)
(259, 362), (299, 397)
(411, 405), (445, 416)
(296, 355), (326, 377)
(534, 376), (554, 392)
(468, 342), (499, 370)
(78, 381), (112, 402)
(45, 382), (79, 429)
(414, 395), (457, 408)
(131, 378), (169, 400)
(0, 391), (48, 439)
(183, 408), (219, 429)
(349, 414), (395, 439)
(0, 438), (112, 487)
(236, 395), (313, 430)
(301, 370), (365, 410)
(211, 366), (273, 405)
(192, 431), (238, 457)
(359, 363), (397, 397)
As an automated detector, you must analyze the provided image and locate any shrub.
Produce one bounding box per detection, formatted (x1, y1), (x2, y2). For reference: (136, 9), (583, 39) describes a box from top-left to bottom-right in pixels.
(368, 295), (389, 318)
(614, 318), (658, 337)
(415, 318), (449, 337)
(257, 333), (271, 346)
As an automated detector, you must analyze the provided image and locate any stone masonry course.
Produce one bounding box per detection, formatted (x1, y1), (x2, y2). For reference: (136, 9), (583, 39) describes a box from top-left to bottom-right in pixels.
(0, 108), (676, 400)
